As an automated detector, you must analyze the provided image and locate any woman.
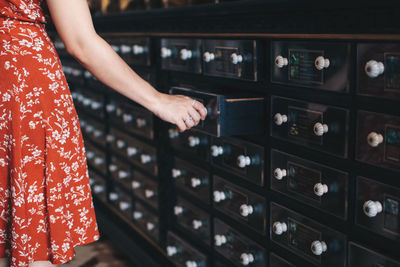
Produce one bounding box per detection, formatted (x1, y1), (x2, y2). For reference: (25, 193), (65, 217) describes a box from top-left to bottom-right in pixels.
(0, 0), (207, 266)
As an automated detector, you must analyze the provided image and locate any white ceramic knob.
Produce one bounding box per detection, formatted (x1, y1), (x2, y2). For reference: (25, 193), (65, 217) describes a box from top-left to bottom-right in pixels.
(86, 151), (95, 159)
(131, 180), (141, 189)
(108, 164), (118, 172)
(136, 118), (147, 128)
(363, 200), (383, 218)
(133, 211), (143, 220)
(91, 101), (102, 110)
(211, 145), (224, 157)
(111, 45), (120, 53)
(273, 168), (287, 180)
(169, 129), (179, 139)
(84, 71), (92, 79)
(231, 53), (243, 64)
(314, 183), (329, 196)
(274, 113), (288, 126)
(106, 134), (115, 143)
(119, 201), (130, 211)
(313, 123), (329, 136)
(365, 60), (385, 78)
(122, 113), (133, 123)
(109, 192), (119, 201)
(188, 136), (200, 147)
(180, 48), (193, 60)
(237, 155), (251, 168)
(72, 69), (82, 77)
(239, 204), (254, 217)
(82, 98), (92, 106)
(120, 44), (132, 54)
(214, 234), (227, 247)
(203, 51), (215, 62)
(133, 45), (145, 55)
(171, 168), (183, 178)
(146, 222), (155, 231)
(273, 221), (288, 235)
(315, 56), (330, 70)
(166, 246), (178, 257)
(93, 130), (103, 138)
(311, 240), (327, 256)
(275, 55), (288, 68)
(190, 178), (201, 188)
(106, 104), (116, 113)
(94, 157), (104, 165)
(116, 139), (126, 149)
(174, 206), (184, 215)
(118, 170), (129, 179)
(127, 147), (139, 157)
(85, 125), (94, 133)
(185, 260), (198, 267)
(145, 189), (155, 198)
(240, 253), (255, 266)
(141, 154), (153, 164)
(161, 47), (172, 58)
(213, 191), (227, 203)
(93, 185), (104, 194)
(192, 219), (203, 230)
(367, 132), (384, 147)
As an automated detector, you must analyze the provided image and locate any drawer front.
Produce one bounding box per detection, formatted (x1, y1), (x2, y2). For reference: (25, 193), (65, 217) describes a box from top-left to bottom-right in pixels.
(211, 137), (264, 186)
(121, 102), (154, 139)
(213, 175), (266, 234)
(203, 39), (258, 81)
(169, 128), (210, 161)
(271, 96), (349, 157)
(166, 231), (208, 267)
(356, 110), (400, 171)
(131, 171), (159, 210)
(132, 202), (159, 242)
(108, 128), (158, 176)
(79, 115), (107, 147)
(348, 242), (400, 267)
(358, 43), (400, 100)
(109, 156), (132, 190)
(73, 88), (105, 119)
(271, 41), (351, 92)
(85, 142), (107, 176)
(170, 87), (264, 137)
(160, 38), (202, 73)
(109, 185), (133, 220)
(63, 60), (85, 86)
(172, 157), (210, 204)
(270, 253), (296, 267)
(88, 169), (107, 203)
(214, 218), (266, 267)
(356, 176), (400, 241)
(174, 196), (211, 246)
(118, 37), (152, 66)
(270, 202), (346, 266)
(107, 100), (154, 140)
(271, 150), (348, 219)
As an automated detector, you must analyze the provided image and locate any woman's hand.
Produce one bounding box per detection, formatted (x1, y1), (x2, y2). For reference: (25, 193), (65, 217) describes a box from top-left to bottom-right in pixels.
(151, 93), (208, 132)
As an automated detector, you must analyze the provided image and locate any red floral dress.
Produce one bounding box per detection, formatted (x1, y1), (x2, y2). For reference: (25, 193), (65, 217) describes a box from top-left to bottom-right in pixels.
(0, 0), (100, 266)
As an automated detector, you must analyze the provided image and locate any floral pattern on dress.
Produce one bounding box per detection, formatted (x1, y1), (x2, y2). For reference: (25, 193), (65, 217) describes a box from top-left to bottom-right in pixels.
(0, 1), (100, 266)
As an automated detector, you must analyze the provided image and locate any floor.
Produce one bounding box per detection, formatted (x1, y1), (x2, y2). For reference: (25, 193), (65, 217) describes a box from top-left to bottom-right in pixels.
(62, 234), (136, 267)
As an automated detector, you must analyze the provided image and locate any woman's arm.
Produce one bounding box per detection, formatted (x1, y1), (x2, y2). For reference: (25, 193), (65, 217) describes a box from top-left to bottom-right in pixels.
(45, 0), (207, 132)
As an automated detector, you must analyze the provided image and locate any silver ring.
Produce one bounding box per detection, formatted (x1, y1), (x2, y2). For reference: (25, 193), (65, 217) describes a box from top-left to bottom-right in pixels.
(184, 116), (193, 123)
(191, 99), (196, 107)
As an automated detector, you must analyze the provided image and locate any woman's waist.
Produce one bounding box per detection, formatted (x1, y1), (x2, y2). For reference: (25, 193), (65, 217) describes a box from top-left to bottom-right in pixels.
(0, 16), (47, 35)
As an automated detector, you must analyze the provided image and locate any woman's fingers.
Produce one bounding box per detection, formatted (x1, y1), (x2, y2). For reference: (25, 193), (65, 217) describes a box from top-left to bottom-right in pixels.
(191, 100), (207, 120)
(176, 118), (187, 132)
(187, 108), (201, 126)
